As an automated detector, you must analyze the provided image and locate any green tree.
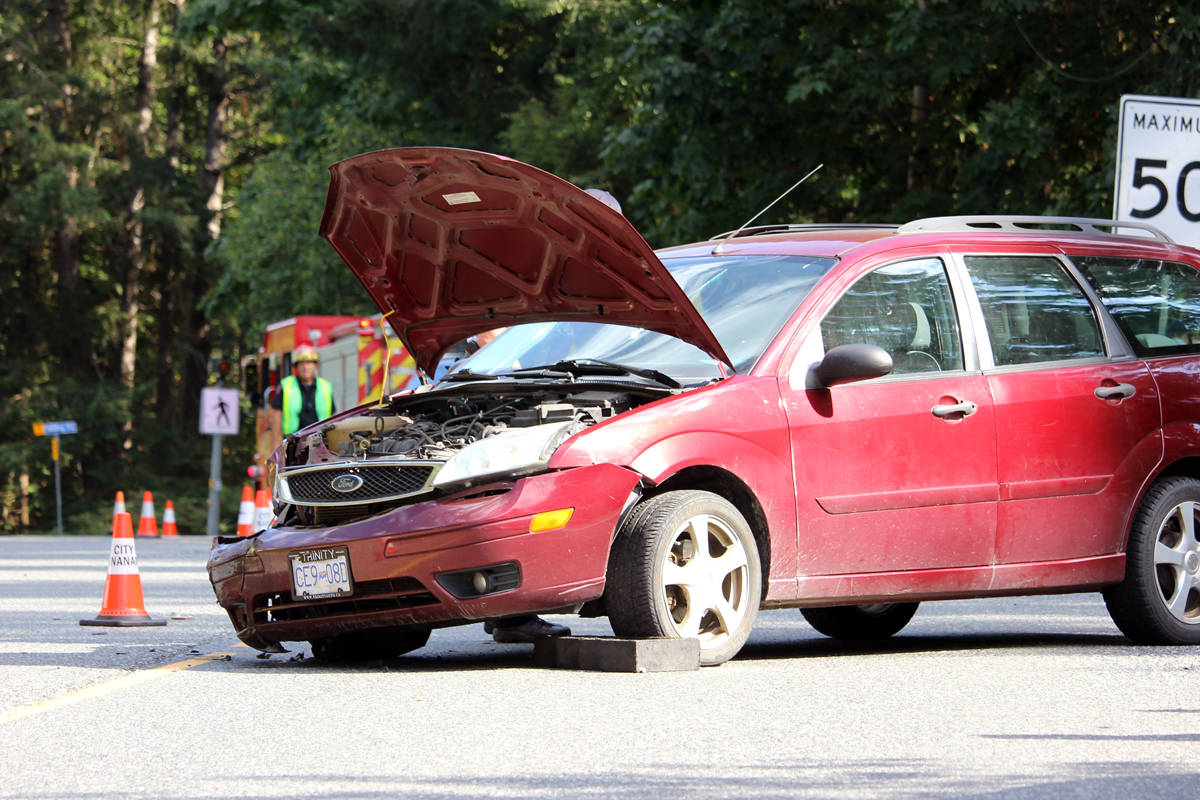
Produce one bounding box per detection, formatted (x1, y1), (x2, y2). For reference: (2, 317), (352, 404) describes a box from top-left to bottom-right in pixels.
(3, 0), (1198, 533)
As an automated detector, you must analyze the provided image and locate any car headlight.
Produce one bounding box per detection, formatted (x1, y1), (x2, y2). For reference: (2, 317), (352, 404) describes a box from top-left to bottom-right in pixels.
(433, 421), (576, 487)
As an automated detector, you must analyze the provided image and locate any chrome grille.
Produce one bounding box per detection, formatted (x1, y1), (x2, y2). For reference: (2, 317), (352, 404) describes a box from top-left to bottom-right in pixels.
(278, 461), (439, 507)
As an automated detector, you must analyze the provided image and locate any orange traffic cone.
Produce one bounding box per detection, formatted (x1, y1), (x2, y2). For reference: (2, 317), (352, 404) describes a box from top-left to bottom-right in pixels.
(137, 491), (158, 537)
(113, 490), (127, 519)
(236, 485), (255, 537)
(80, 512), (166, 627)
(252, 488), (273, 533)
(161, 500), (179, 537)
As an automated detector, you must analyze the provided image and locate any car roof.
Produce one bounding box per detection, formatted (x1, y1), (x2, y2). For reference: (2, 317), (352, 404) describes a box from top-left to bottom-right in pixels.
(658, 216), (1198, 263)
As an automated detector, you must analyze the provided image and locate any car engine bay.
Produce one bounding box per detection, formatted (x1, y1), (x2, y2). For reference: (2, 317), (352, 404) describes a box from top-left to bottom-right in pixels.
(274, 384), (663, 527)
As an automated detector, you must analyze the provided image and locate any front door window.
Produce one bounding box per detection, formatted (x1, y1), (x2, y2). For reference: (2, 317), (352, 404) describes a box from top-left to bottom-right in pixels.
(820, 258), (964, 374)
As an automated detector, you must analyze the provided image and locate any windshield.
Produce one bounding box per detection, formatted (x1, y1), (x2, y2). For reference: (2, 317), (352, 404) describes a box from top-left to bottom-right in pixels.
(441, 254), (835, 385)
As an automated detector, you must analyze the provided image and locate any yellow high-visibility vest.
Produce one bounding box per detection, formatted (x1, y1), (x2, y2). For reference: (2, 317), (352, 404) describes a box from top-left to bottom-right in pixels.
(281, 375), (332, 434)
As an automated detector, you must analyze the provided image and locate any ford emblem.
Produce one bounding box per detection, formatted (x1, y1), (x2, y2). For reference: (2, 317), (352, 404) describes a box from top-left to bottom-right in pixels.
(330, 473), (364, 493)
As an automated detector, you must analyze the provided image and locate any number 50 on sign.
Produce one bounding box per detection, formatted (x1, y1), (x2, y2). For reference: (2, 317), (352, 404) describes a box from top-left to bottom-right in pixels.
(1115, 94), (1200, 249)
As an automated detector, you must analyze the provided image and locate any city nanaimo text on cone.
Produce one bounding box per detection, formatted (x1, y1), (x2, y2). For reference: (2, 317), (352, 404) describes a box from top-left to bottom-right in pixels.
(80, 512), (166, 627)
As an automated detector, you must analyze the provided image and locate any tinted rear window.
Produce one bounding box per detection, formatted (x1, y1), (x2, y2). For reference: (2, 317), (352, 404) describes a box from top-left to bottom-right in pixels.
(1073, 256), (1200, 356)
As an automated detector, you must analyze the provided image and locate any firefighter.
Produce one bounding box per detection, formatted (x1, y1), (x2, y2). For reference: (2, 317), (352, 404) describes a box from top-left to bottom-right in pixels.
(273, 345), (336, 435)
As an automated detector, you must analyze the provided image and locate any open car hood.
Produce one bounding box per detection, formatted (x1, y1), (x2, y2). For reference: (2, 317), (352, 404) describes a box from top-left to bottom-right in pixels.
(319, 147), (732, 376)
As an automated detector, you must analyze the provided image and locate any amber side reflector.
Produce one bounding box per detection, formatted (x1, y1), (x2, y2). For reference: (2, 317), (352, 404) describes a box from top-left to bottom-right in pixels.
(529, 508), (574, 533)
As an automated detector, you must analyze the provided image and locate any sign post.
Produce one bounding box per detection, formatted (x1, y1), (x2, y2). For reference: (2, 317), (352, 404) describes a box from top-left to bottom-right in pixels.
(200, 386), (240, 537)
(32, 420), (78, 536)
(1114, 94), (1200, 248)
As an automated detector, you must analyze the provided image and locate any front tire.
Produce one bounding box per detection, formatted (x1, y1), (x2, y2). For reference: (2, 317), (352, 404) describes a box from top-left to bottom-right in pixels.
(1104, 477), (1200, 644)
(606, 490), (761, 666)
(801, 603), (919, 640)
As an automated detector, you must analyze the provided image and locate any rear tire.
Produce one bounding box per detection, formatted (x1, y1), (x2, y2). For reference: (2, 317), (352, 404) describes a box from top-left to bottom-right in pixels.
(1104, 477), (1200, 644)
(309, 627), (431, 662)
(606, 490), (761, 666)
(801, 603), (918, 640)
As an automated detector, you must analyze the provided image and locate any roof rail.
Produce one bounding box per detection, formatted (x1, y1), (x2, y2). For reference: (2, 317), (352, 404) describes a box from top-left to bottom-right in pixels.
(897, 215), (1174, 243)
(709, 223), (899, 241)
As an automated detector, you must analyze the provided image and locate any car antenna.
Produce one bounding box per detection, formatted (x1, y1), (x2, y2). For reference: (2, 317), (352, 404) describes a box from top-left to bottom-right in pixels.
(712, 163), (824, 254)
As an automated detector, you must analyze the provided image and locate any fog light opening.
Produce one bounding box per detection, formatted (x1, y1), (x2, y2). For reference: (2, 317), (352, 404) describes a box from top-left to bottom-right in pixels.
(435, 562), (522, 599)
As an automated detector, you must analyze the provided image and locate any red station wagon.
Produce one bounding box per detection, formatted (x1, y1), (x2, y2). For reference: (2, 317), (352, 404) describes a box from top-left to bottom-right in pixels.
(208, 147), (1200, 665)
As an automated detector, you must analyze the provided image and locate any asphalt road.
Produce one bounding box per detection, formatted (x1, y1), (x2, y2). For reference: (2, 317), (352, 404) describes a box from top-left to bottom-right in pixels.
(2, 535), (1199, 799)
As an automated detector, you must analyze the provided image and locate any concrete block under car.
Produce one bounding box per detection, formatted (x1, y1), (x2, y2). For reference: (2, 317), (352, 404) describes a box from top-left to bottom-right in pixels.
(534, 636), (700, 672)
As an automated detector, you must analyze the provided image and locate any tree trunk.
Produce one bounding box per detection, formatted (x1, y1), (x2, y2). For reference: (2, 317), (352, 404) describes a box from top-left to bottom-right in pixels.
(119, 0), (161, 451)
(19, 469), (30, 529)
(154, 260), (176, 426)
(184, 33), (228, 427)
(165, 0), (186, 171)
(202, 35), (228, 241)
(906, 0), (930, 194)
(156, 0), (186, 427)
(46, 0), (88, 379)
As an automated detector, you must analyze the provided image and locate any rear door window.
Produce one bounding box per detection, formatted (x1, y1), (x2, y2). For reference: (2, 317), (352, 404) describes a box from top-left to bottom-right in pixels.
(1072, 256), (1200, 356)
(963, 255), (1104, 366)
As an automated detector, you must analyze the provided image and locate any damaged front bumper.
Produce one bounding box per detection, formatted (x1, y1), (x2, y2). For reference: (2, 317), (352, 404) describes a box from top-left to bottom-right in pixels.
(207, 463), (641, 652)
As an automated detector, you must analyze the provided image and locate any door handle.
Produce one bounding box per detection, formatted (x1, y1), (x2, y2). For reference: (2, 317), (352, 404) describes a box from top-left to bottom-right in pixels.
(1094, 383), (1135, 400)
(931, 400), (978, 418)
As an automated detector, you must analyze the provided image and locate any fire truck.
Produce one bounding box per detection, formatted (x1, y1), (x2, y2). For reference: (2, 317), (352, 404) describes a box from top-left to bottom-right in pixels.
(245, 314), (421, 487)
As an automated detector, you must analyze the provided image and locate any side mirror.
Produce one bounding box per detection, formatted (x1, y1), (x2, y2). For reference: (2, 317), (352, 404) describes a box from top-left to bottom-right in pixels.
(814, 344), (893, 388)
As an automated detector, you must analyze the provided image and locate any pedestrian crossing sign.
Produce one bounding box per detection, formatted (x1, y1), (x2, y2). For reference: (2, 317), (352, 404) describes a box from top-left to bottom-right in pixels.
(199, 387), (240, 435)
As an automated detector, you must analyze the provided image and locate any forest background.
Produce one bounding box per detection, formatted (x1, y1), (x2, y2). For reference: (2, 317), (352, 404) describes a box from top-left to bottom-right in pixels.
(2, 0), (1197, 533)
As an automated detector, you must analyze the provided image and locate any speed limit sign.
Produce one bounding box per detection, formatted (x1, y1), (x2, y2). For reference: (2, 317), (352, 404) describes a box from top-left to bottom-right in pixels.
(1114, 94), (1200, 248)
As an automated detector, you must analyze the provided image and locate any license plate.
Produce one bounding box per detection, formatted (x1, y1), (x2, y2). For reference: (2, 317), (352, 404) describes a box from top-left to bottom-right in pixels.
(289, 546), (353, 600)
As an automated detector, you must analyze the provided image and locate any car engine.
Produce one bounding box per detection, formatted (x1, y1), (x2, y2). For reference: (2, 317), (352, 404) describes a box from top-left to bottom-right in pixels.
(275, 386), (654, 527)
(333, 390), (631, 460)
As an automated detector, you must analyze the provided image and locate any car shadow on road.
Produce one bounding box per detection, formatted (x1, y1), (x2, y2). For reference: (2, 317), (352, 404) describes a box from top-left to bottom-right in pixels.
(734, 630), (1133, 662)
(0, 627), (1142, 672)
(240, 644), (543, 673)
(44, 759), (1195, 800)
(222, 628), (1139, 674)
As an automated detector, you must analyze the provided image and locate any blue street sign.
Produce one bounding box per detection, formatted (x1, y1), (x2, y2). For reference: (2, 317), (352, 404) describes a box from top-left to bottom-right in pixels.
(34, 420), (78, 436)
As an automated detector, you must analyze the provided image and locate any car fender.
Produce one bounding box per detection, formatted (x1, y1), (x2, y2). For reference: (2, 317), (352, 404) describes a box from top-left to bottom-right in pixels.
(629, 431), (797, 587)
(551, 376), (798, 595)
(1161, 421), (1200, 467)
(1135, 421), (1200, 537)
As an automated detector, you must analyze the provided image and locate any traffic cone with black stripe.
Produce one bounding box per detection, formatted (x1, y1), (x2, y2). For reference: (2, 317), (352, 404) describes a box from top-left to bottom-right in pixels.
(161, 500), (179, 537)
(80, 512), (166, 627)
(236, 485), (255, 537)
(137, 491), (158, 537)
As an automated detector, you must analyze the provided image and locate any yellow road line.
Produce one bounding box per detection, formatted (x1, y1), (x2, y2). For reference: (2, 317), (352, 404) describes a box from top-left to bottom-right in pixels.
(0, 650), (237, 725)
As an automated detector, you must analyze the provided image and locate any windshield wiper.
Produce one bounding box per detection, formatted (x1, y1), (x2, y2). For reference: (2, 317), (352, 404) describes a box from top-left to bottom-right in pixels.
(510, 358), (681, 389)
(445, 360), (681, 389)
(437, 369), (503, 383)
